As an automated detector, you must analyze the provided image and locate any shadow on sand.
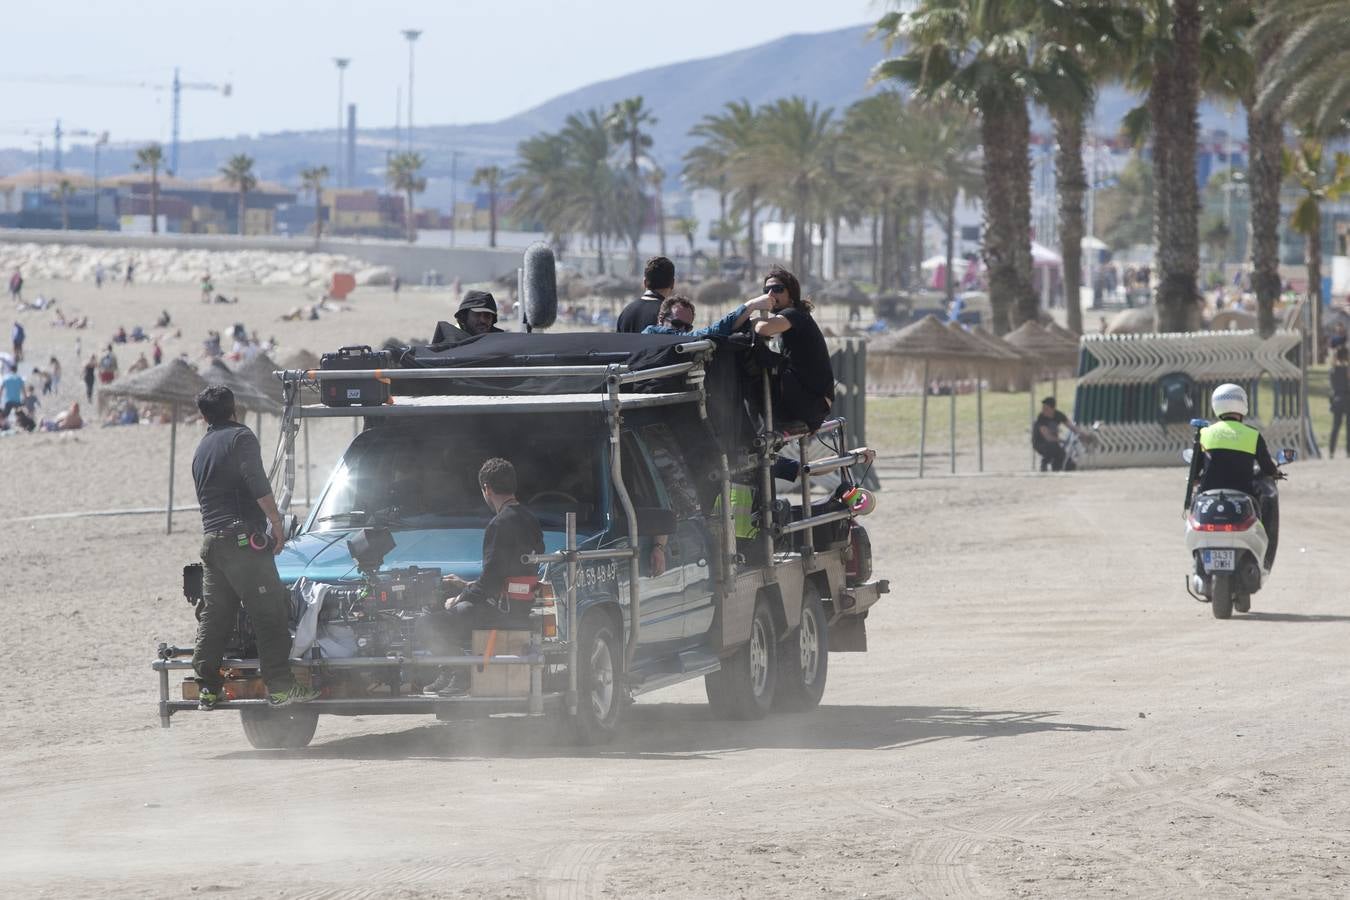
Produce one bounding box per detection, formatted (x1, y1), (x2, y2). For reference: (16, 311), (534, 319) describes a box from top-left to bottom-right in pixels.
(1237, 611), (1350, 623)
(220, 703), (1122, 762)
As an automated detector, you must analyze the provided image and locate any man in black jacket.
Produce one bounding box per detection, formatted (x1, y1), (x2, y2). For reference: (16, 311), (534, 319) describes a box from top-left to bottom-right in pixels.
(419, 457), (545, 694)
(455, 290), (504, 336)
(616, 257), (675, 333)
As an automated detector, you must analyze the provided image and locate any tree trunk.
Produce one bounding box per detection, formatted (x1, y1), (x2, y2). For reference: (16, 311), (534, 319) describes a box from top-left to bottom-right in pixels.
(406, 189), (416, 243)
(313, 188), (323, 251)
(655, 190), (666, 257)
(880, 199), (895, 292)
(238, 192), (246, 236)
(831, 214), (840, 282)
(1151, 0), (1202, 333)
(1054, 106), (1087, 335)
(61, 195), (69, 230)
(488, 186), (498, 248)
(595, 231), (606, 274)
(1308, 204), (1324, 360)
(716, 188), (727, 268)
(791, 188), (808, 275)
(871, 213), (880, 287)
(150, 172), (159, 235)
(977, 89), (1035, 334)
(1246, 32), (1283, 339)
(944, 192), (957, 306)
(914, 184), (929, 289)
(746, 190), (758, 277)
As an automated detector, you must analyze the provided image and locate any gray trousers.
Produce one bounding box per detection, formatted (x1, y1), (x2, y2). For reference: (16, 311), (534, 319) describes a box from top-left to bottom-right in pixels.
(192, 533), (296, 692)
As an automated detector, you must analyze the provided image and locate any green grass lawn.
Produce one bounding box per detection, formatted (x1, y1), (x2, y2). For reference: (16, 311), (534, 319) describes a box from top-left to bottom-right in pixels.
(865, 367), (1338, 468)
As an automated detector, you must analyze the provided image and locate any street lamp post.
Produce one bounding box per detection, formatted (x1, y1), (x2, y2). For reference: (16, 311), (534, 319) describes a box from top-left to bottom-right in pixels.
(93, 132), (109, 230)
(401, 29), (422, 151)
(334, 58), (351, 187)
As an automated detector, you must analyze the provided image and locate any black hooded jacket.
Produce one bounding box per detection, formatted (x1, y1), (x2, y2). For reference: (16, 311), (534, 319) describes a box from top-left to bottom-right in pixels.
(454, 290), (504, 335)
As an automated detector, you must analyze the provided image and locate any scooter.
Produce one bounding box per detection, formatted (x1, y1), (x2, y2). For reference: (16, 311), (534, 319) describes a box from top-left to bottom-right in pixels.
(1182, 418), (1293, 619)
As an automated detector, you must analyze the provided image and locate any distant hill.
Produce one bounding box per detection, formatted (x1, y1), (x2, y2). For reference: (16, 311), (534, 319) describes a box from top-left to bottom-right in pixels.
(20, 25), (1248, 210)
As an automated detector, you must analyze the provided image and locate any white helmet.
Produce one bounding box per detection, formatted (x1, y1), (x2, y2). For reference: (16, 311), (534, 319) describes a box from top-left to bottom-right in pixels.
(1211, 383), (1248, 419)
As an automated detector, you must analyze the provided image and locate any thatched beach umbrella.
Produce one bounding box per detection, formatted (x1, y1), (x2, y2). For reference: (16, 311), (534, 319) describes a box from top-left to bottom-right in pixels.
(235, 352), (284, 412)
(279, 348), (320, 371)
(696, 279), (744, 307)
(871, 315), (1014, 476)
(204, 358), (277, 415)
(103, 358), (208, 534)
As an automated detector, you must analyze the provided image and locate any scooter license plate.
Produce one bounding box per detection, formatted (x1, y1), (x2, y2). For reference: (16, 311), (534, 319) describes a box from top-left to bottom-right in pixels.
(1203, 549), (1236, 571)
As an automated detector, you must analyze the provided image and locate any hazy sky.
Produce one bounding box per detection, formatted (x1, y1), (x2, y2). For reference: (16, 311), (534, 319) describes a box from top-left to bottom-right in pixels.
(0, 0), (878, 152)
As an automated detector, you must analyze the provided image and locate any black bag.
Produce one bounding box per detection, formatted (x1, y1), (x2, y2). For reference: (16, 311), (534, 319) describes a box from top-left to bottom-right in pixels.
(319, 345), (393, 407)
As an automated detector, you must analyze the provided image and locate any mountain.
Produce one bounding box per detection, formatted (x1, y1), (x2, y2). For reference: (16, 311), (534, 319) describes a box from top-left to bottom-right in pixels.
(21, 24), (1248, 210)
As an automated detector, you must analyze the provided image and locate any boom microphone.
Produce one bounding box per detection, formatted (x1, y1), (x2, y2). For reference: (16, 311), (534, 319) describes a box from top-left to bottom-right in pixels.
(522, 242), (558, 331)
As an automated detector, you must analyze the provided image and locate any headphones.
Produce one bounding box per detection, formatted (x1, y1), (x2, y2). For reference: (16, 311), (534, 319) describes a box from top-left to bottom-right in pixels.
(840, 486), (875, 517)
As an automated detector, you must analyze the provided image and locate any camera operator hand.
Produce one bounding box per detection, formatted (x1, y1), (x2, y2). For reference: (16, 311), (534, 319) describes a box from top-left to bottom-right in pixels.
(441, 574), (469, 609)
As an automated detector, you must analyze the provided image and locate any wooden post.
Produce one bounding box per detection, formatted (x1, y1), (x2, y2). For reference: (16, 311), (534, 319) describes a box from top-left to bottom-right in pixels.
(167, 402), (178, 535)
(949, 384), (957, 474)
(918, 360), (930, 478)
(977, 376), (984, 473)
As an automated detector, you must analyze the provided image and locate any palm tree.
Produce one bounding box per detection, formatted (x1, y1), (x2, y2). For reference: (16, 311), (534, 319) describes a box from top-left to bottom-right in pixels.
(876, 1), (1092, 333)
(1284, 138), (1350, 358)
(133, 143), (165, 235)
(508, 133), (573, 251)
(1245, 8), (1288, 338)
(55, 179), (74, 230)
(673, 216), (699, 263)
(471, 165), (504, 248)
(1253, 0), (1350, 136)
(913, 105), (983, 306)
(606, 96), (656, 274)
(648, 165), (667, 256)
(747, 97), (836, 275)
(561, 108), (630, 274)
(220, 154), (257, 236)
(386, 152), (427, 243)
(685, 100), (763, 274)
(299, 165), (329, 249)
(839, 91), (917, 292)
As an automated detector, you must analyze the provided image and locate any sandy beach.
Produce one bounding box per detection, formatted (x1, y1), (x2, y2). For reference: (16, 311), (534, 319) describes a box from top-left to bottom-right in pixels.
(3, 271), (1349, 897)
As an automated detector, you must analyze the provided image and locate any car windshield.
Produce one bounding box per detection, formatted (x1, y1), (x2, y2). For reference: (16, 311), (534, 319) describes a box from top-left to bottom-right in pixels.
(307, 419), (607, 533)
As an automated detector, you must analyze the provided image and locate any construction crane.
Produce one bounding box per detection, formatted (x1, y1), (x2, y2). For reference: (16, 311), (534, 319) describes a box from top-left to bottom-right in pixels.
(0, 68), (231, 175)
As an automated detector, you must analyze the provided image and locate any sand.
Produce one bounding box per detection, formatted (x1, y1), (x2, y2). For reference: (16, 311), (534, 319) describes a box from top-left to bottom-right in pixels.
(2, 274), (1349, 898)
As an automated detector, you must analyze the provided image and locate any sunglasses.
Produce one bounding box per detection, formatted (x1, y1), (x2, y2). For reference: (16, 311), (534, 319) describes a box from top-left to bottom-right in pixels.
(665, 319), (694, 332)
(766, 284), (787, 294)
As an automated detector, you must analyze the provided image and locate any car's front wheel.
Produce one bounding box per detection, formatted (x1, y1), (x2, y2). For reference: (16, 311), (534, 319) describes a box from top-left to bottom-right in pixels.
(239, 706), (318, 749)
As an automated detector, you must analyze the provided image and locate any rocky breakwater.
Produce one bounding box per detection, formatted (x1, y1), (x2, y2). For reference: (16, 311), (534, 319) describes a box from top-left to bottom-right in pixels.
(0, 243), (395, 289)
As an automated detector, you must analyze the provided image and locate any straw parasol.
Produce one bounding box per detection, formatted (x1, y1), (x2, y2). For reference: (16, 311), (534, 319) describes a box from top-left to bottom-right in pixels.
(816, 280), (868, 306)
(583, 273), (635, 300)
(696, 279), (744, 307)
(279, 348), (321, 371)
(235, 352), (284, 410)
(103, 359), (208, 534)
(204, 358), (278, 415)
(870, 315), (1021, 476)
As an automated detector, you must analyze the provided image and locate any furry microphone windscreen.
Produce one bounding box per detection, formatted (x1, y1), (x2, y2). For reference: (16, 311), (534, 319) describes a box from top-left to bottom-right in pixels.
(522, 242), (558, 330)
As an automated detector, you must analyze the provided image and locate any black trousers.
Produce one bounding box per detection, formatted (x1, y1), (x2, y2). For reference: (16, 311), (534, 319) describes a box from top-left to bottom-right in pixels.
(415, 599), (528, 656)
(1035, 441), (1067, 472)
(774, 369), (830, 432)
(1331, 401), (1349, 456)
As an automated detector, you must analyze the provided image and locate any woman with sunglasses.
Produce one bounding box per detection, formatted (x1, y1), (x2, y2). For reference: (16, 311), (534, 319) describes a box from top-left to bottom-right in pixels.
(752, 266), (834, 431)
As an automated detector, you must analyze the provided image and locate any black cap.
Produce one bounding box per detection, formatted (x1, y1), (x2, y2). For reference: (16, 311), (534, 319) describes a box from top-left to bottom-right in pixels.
(454, 290), (498, 327)
(1041, 396), (1056, 407)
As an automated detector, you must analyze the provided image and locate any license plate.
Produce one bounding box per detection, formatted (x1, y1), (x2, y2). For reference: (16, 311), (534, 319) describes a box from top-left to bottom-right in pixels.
(1203, 549), (1236, 571)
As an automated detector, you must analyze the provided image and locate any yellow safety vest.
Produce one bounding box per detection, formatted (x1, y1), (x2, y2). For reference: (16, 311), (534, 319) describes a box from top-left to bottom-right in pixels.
(713, 484), (759, 539)
(1200, 420), (1260, 455)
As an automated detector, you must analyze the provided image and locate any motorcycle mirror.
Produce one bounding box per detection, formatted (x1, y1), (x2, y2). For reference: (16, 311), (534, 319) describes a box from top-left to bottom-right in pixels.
(1189, 418), (1210, 429)
(1181, 448), (1194, 464)
(1277, 448), (1298, 465)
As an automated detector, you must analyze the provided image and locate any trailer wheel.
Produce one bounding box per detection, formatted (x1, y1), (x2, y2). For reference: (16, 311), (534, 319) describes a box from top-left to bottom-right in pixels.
(704, 598), (777, 719)
(240, 707), (319, 750)
(570, 614), (622, 744)
(774, 584), (828, 711)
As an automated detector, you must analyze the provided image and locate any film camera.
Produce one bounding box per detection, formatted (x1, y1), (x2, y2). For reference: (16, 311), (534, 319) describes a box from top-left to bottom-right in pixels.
(320, 527), (443, 657)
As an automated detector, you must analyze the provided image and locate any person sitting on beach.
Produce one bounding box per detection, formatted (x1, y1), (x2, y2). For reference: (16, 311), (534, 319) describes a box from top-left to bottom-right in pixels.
(130, 325), (147, 342)
(155, 309), (172, 328)
(113, 326), (128, 344)
(128, 353), (150, 375)
(13, 407), (36, 432)
(43, 402), (83, 431)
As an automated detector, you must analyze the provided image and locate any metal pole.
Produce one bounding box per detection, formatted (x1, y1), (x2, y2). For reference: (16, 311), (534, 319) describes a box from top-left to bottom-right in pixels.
(799, 436), (813, 556)
(949, 384), (957, 474)
(167, 403), (178, 535)
(1301, 299), (1312, 457)
(333, 59), (350, 185)
(402, 30), (422, 151)
(918, 360), (929, 478)
(566, 512), (578, 717)
(303, 418), (312, 507)
(1030, 378), (1037, 471)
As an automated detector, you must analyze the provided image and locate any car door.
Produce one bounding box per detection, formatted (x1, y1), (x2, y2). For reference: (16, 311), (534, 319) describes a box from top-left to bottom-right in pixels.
(611, 431), (686, 658)
(639, 423), (715, 646)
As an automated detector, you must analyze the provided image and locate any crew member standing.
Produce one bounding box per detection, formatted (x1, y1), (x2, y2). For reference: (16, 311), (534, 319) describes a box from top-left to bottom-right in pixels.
(190, 386), (318, 710)
(419, 458), (545, 694)
(751, 266), (835, 431)
(616, 256), (675, 333)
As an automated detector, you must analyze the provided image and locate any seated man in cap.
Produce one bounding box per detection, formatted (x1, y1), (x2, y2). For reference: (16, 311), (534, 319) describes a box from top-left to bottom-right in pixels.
(641, 295), (773, 338)
(456, 290), (504, 337)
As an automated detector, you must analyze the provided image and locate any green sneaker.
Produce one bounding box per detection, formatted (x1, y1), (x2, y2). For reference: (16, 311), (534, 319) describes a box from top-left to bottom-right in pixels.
(268, 682), (320, 707)
(198, 687), (225, 711)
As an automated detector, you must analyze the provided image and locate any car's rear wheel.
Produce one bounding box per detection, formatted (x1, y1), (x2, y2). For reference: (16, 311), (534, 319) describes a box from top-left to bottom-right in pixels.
(774, 584), (828, 711)
(704, 599), (777, 719)
(240, 706), (319, 749)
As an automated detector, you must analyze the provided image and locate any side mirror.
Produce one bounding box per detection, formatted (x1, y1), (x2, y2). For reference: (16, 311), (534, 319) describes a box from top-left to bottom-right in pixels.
(1277, 448), (1297, 465)
(634, 507), (676, 538)
(1189, 418), (1210, 429)
(283, 513), (301, 539)
(1181, 448), (1194, 464)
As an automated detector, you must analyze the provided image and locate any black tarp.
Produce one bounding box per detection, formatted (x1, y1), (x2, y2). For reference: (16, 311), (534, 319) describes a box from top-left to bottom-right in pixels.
(394, 331), (764, 467)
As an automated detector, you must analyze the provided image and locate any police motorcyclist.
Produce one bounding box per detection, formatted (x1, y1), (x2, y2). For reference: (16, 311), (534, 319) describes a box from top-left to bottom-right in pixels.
(1190, 383), (1282, 566)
